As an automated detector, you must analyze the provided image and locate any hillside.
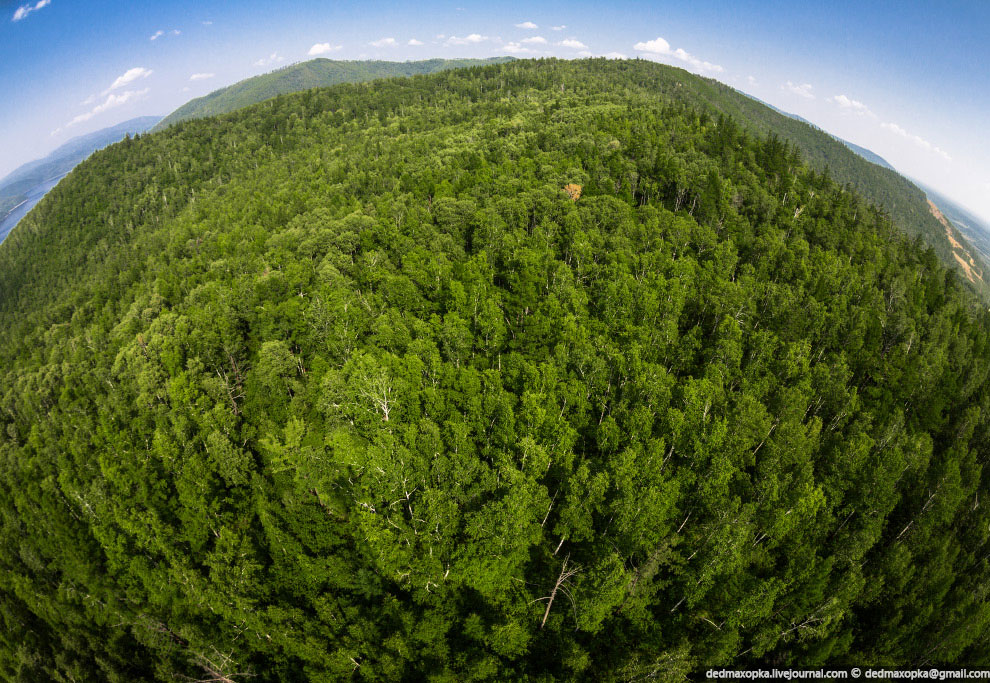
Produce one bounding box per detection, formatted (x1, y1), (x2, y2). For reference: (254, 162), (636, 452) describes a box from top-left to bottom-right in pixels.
(153, 57), (514, 130)
(159, 58), (985, 297)
(916, 180), (990, 264)
(833, 141), (987, 285)
(707, 88), (988, 295)
(0, 116), (162, 230)
(924, 198), (987, 283)
(2, 58), (990, 680)
(827, 136), (990, 283)
(751, 98), (983, 282)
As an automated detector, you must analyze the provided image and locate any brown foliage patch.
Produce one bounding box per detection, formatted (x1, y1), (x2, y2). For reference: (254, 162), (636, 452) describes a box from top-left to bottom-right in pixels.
(563, 184), (582, 201)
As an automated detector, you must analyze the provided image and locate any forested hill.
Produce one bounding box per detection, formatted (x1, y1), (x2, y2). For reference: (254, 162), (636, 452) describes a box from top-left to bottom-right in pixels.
(153, 57), (514, 129)
(3, 58), (990, 680)
(159, 58), (987, 298)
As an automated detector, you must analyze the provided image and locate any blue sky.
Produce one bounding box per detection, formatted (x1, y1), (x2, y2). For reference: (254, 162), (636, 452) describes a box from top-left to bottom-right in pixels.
(1, 0), (989, 222)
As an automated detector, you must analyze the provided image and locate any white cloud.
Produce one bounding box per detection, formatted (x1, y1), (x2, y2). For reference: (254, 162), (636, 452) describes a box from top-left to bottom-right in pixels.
(309, 42), (342, 55)
(782, 81), (815, 99)
(408, 38), (424, 46)
(557, 38), (588, 49)
(107, 67), (153, 93)
(515, 21), (538, 29)
(747, 75), (757, 85)
(66, 88), (150, 128)
(150, 28), (180, 40)
(829, 94), (875, 117)
(11, 0), (50, 22)
(521, 36), (546, 44)
(551, 25), (566, 31)
(254, 52), (284, 67)
(91, 89), (148, 116)
(503, 42), (535, 54)
(446, 33), (489, 46)
(881, 122), (951, 161)
(882, 122), (908, 136)
(633, 36), (723, 73)
(189, 73), (215, 81)
(202, 21), (213, 26)
(634, 37), (671, 53)
(370, 37), (397, 47)
(577, 50), (593, 57)
(603, 51), (627, 59)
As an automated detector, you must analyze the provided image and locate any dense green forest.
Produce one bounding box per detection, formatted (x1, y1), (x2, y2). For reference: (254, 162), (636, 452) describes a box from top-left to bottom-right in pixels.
(153, 58), (513, 130)
(2, 58), (990, 681)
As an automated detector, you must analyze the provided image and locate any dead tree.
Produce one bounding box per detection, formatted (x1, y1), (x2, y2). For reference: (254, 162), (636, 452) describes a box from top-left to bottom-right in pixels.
(535, 554), (581, 629)
(185, 648), (254, 683)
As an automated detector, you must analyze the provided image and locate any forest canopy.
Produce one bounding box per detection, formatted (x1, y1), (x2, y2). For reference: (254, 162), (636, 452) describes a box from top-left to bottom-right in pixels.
(1, 58), (989, 681)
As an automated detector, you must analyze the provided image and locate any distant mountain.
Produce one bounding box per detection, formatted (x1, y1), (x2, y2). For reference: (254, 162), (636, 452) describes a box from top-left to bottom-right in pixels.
(153, 57), (515, 130)
(839, 140), (896, 171)
(0, 116), (162, 238)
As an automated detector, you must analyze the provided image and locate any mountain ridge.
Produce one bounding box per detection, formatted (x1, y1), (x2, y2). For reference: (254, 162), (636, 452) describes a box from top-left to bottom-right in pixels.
(744, 93), (897, 172)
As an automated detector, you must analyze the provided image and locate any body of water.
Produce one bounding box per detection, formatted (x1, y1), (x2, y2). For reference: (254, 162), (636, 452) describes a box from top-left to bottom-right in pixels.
(0, 173), (68, 244)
